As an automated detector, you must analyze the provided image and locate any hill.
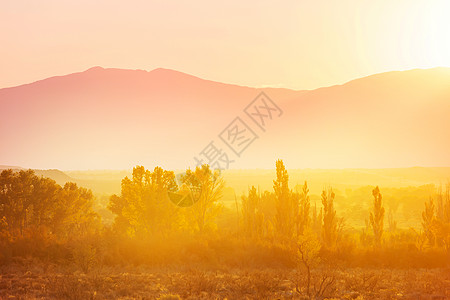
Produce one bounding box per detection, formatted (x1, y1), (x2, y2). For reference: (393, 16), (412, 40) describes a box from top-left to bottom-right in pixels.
(0, 67), (449, 169)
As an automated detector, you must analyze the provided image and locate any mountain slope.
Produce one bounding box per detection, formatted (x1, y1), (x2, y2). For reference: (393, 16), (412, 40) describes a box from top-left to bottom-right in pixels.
(0, 67), (449, 169)
(266, 67), (450, 168)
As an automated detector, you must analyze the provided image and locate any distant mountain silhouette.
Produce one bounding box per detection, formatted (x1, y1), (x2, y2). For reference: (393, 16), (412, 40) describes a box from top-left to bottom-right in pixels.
(0, 165), (24, 170)
(33, 169), (75, 185)
(0, 67), (449, 169)
(0, 165), (74, 186)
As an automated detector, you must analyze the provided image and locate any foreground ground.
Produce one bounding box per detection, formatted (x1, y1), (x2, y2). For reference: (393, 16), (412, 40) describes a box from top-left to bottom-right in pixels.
(0, 261), (449, 299)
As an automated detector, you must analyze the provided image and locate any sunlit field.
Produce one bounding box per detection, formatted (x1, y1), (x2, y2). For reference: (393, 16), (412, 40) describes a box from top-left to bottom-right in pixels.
(2, 0), (450, 299)
(1, 164), (449, 299)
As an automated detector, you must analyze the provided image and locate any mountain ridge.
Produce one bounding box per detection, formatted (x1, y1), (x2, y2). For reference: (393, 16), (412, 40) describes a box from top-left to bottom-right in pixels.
(0, 66), (449, 170)
(3, 66), (448, 93)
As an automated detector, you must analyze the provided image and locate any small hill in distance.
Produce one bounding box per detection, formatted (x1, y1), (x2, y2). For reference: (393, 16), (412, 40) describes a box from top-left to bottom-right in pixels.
(0, 166), (74, 187)
(2, 166), (448, 228)
(3, 165), (448, 196)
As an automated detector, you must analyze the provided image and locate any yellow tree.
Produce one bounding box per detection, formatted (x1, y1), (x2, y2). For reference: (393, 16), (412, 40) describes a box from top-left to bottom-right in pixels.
(387, 208), (397, 233)
(53, 182), (100, 239)
(311, 201), (322, 237)
(30, 176), (60, 231)
(421, 197), (435, 246)
(370, 186), (385, 247)
(0, 170), (35, 236)
(241, 186), (265, 238)
(321, 187), (337, 249)
(273, 159), (296, 240)
(181, 165), (224, 233)
(109, 166), (178, 237)
(428, 184), (450, 251)
(0, 169), (99, 240)
(298, 181), (311, 236)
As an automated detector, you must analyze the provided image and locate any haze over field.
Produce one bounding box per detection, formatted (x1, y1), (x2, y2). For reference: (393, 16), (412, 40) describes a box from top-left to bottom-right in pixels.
(1, 1), (450, 299)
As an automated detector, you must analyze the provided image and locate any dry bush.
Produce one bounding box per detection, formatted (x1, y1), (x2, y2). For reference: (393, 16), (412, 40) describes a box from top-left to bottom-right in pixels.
(343, 270), (380, 296)
(170, 270), (220, 298)
(50, 275), (93, 300)
(292, 267), (338, 299)
(249, 270), (283, 295)
(158, 294), (182, 300)
(72, 243), (98, 273)
(0, 264), (449, 299)
(207, 237), (296, 268)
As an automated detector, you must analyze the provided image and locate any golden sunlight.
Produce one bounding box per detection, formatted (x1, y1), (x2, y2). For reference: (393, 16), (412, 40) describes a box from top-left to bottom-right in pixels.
(0, 1), (449, 299)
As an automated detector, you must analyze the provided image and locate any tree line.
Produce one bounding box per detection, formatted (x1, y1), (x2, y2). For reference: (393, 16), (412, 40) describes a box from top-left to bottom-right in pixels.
(0, 169), (100, 240)
(0, 162), (449, 268)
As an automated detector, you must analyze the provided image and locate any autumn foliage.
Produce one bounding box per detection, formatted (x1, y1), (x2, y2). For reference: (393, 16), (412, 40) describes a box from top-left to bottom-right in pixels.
(0, 162), (449, 298)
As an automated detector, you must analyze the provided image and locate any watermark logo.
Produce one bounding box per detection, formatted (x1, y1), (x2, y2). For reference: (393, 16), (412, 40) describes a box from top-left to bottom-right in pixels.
(169, 92), (283, 207)
(168, 171), (195, 207)
(219, 117), (258, 157)
(195, 91), (282, 170)
(194, 141), (235, 170)
(244, 92), (283, 131)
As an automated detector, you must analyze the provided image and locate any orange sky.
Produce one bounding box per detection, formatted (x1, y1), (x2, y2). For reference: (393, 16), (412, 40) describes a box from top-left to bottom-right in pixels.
(1, 0), (450, 90)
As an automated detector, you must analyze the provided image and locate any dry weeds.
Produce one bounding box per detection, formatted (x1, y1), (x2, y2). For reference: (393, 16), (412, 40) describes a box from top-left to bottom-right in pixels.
(0, 260), (449, 299)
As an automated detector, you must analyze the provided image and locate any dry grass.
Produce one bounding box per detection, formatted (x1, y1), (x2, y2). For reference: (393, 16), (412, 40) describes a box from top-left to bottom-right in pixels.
(0, 261), (449, 299)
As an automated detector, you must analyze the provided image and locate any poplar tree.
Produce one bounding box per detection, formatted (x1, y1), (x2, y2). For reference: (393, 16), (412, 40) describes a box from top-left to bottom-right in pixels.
(370, 186), (385, 247)
(321, 187), (337, 249)
(273, 159), (295, 240)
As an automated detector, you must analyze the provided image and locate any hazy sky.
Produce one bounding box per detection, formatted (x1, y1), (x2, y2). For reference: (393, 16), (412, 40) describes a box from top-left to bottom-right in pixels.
(1, 0), (449, 90)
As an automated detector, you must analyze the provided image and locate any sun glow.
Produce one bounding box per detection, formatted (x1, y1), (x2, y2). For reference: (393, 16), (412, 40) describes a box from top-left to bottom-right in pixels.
(411, 0), (450, 68)
(1, 0), (450, 90)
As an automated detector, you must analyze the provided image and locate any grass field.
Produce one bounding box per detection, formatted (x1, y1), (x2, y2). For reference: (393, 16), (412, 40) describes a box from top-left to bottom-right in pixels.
(1, 260), (449, 299)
